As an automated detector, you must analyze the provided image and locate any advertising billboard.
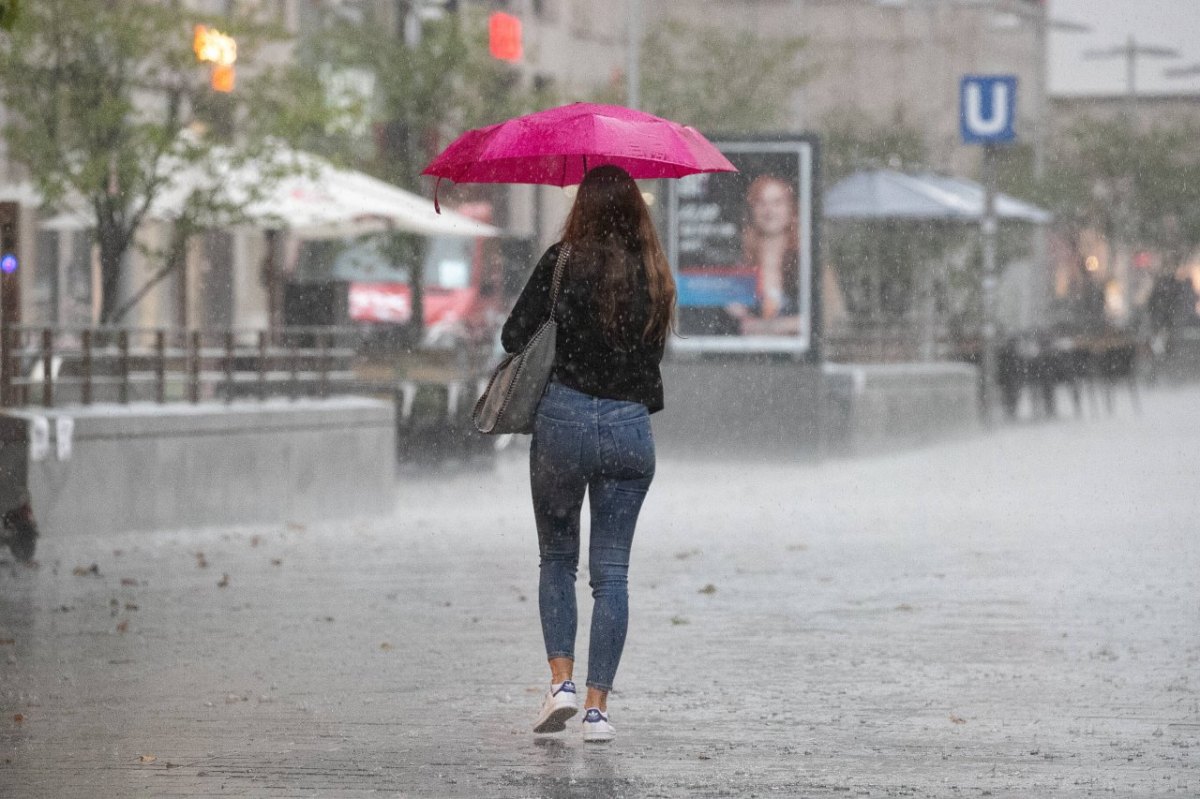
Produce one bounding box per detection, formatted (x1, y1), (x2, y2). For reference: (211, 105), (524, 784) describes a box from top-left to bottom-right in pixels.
(667, 138), (818, 357)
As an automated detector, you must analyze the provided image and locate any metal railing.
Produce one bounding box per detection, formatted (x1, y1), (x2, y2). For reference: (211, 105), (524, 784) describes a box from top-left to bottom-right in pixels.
(0, 325), (368, 409)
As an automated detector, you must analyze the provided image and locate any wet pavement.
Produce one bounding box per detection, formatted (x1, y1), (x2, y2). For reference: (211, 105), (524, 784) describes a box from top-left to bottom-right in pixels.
(1, 385), (1197, 797)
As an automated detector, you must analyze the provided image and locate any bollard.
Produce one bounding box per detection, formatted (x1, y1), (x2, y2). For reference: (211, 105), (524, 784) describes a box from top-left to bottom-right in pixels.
(41, 328), (53, 408)
(155, 329), (166, 403)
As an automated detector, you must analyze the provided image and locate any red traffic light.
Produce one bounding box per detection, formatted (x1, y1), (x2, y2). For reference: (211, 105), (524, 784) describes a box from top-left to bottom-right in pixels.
(489, 12), (522, 63)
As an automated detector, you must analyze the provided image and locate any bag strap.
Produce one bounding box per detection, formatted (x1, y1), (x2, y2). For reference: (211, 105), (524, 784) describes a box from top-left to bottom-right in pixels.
(547, 244), (571, 322)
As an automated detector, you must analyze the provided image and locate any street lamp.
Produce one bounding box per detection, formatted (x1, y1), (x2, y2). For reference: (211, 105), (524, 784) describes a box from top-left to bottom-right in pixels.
(627, 0), (642, 109)
(1164, 63), (1200, 80)
(1083, 37), (1181, 119)
(979, 2), (1091, 181)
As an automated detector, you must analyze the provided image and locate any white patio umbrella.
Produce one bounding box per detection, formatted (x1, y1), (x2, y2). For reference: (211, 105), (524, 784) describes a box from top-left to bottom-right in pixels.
(0, 181), (42, 205)
(37, 148), (499, 239)
(154, 148), (499, 238)
(824, 168), (1050, 224)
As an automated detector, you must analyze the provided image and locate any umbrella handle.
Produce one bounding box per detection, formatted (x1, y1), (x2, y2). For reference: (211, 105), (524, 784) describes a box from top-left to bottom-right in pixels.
(433, 176), (442, 214)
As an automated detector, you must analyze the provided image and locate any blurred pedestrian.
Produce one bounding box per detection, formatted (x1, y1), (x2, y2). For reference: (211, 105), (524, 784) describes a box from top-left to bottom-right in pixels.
(501, 165), (675, 743)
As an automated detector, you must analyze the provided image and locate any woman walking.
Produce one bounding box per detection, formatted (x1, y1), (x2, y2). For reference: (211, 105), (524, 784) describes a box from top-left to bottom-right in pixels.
(501, 165), (675, 743)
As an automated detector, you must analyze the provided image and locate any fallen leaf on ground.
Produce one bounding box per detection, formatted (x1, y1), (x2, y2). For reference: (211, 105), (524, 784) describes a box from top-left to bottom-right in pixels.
(270, 559), (282, 567)
(670, 615), (690, 626)
(116, 620), (129, 633)
(250, 535), (261, 548)
(380, 642), (394, 651)
(949, 714), (967, 724)
(125, 603), (138, 611)
(286, 522), (306, 532)
(0, 638), (14, 645)
(13, 714), (23, 723)
(120, 578), (138, 587)
(72, 564), (100, 577)
(895, 603), (915, 612)
(217, 573), (230, 588)
(138, 754), (156, 763)
(194, 552), (208, 569)
(698, 584), (717, 595)
(674, 549), (701, 560)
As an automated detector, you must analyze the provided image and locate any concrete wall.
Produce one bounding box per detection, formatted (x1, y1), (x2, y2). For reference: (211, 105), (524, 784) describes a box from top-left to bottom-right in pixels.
(503, 0), (1041, 176)
(653, 358), (979, 460)
(0, 398), (395, 538)
(822, 362), (980, 456)
(655, 357), (824, 460)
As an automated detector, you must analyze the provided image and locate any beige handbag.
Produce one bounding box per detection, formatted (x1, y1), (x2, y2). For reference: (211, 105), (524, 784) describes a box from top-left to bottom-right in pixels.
(472, 244), (571, 434)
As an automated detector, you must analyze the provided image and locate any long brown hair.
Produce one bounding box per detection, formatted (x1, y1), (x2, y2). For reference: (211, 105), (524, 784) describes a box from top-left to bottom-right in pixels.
(561, 165), (675, 348)
(741, 174), (799, 261)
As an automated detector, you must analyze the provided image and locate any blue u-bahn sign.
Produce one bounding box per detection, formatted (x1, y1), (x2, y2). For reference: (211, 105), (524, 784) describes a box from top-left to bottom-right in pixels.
(960, 75), (1017, 145)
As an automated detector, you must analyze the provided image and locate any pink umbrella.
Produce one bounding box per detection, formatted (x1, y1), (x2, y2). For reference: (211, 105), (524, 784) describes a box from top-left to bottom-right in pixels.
(423, 102), (736, 211)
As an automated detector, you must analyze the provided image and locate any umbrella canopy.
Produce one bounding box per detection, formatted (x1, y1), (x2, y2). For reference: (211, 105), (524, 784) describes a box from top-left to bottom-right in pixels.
(159, 149), (499, 239)
(824, 168), (1050, 224)
(0, 181), (42, 206)
(423, 102), (736, 209)
(38, 149), (499, 239)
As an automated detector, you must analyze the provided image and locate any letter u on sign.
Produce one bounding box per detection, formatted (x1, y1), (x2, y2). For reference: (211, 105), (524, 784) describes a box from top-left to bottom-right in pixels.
(960, 75), (1017, 145)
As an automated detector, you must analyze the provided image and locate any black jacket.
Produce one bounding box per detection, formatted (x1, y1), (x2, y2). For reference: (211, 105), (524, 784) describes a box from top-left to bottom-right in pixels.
(501, 242), (665, 413)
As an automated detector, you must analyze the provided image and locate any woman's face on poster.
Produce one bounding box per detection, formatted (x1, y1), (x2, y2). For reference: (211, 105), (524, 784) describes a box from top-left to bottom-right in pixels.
(749, 180), (793, 238)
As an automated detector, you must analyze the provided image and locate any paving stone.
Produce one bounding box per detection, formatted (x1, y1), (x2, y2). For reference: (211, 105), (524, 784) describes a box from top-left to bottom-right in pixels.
(1, 387), (1196, 797)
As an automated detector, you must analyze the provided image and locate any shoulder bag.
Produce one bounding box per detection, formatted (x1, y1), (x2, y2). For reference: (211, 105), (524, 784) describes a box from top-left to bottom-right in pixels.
(472, 244), (571, 435)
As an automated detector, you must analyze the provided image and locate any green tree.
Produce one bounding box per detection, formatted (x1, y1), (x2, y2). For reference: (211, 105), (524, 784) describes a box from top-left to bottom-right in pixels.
(820, 109), (929, 184)
(0, 0), (338, 324)
(595, 20), (810, 133)
(306, 6), (553, 344)
(819, 112), (964, 340)
(1042, 115), (1200, 278)
(0, 0), (19, 31)
(312, 7), (554, 189)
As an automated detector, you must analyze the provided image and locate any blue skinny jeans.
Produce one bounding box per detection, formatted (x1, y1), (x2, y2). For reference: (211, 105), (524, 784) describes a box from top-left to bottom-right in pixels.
(530, 381), (656, 692)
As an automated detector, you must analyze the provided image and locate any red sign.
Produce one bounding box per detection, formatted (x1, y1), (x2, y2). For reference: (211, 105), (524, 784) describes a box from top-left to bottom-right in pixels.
(349, 283), (476, 328)
(489, 12), (522, 63)
(349, 283), (412, 324)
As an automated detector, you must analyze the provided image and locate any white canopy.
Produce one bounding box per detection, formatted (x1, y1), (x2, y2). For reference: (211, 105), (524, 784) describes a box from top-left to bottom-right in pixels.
(0, 182), (42, 206)
(824, 168), (1051, 224)
(35, 148), (499, 239)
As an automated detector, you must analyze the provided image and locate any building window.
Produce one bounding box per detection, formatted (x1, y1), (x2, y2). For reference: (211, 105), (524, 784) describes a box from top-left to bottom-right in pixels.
(570, 0), (616, 40)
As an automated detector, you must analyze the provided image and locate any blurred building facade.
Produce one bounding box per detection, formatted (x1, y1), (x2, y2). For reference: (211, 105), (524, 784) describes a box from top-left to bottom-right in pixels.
(0, 0), (1082, 341)
(497, 0), (1044, 174)
(1049, 91), (1200, 328)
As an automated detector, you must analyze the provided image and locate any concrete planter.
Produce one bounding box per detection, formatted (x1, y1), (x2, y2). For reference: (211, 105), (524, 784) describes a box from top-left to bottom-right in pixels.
(0, 397), (395, 537)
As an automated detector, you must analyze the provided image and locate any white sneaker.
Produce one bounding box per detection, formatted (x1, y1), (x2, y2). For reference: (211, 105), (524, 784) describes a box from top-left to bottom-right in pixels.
(581, 707), (615, 743)
(532, 680), (579, 733)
